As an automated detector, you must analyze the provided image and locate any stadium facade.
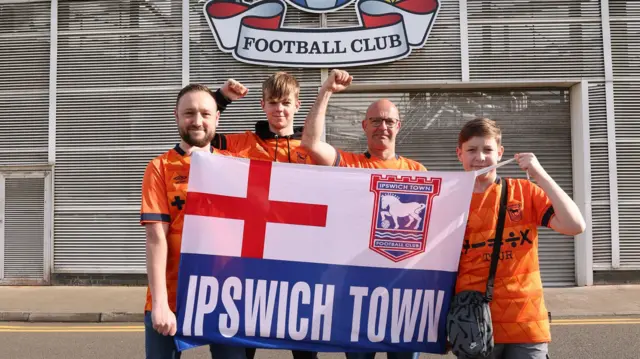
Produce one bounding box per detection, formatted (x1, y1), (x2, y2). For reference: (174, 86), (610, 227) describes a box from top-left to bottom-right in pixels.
(0, 0), (638, 287)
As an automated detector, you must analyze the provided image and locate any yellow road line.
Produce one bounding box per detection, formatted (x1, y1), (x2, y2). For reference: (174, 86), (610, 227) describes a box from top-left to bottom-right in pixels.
(0, 329), (144, 333)
(0, 325), (143, 330)
(553, 321), (640, 326)
(551, 318), (640, 323)
(1, 318), (639, 333)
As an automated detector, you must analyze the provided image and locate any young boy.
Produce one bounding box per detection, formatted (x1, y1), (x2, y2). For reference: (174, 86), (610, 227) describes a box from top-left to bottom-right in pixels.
(454, 118), (586, 359)
(212, 71), (314, 165)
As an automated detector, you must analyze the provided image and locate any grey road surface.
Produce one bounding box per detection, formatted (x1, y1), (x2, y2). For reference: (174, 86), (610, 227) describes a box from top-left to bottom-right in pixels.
(1, 320), (638, 359)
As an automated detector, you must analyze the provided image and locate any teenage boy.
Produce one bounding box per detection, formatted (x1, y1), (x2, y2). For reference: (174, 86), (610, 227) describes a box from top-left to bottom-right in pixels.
(454, 118), (586, 359)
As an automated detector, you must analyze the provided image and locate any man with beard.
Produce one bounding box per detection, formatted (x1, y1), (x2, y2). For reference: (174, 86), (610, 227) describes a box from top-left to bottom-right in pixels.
(140, 83), (250, 359)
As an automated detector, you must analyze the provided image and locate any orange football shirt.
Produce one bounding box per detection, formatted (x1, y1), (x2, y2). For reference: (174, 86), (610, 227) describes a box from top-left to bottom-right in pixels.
(139, 144), (239, 313)
(214, 131), (314, 164)
(455, 177), (556, 344)
(336, 150), (427, 171)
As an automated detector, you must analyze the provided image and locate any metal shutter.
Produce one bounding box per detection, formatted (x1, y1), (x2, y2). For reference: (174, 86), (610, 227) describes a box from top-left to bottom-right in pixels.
(326, 89), (575, 286)
(614, 82), (640, 267)
(324, 0), (461, 81)
(467, 0), (604, 79)
(0, 1), (50, 165)
(610, 0), (640, 268)
(3, 177), (45, 281)
(610, 0), (640, 77)
(54, 0), (183, 272)
(588, 83), (611, 267)
(188, 0), (321, 133)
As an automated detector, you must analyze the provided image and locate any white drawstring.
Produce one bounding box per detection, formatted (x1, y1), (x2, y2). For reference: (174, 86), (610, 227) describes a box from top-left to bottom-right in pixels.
(474, 158), (531, 180)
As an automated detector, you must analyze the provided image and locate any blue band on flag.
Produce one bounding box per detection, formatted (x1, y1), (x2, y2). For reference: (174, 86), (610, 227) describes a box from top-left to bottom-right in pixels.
(174, 253), (455, 354)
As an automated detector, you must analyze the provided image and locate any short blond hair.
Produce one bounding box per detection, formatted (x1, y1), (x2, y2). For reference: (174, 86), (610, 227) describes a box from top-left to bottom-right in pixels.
(262, 72), (300, 101)
(458, 118), (502, 148)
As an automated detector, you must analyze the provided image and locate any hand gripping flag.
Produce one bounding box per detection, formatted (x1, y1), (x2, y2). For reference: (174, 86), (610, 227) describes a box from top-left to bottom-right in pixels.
(174, 152), (475, 353)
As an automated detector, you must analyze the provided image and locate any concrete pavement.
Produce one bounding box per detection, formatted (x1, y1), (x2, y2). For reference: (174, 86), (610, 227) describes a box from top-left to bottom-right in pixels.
(1, 284), (640, 322)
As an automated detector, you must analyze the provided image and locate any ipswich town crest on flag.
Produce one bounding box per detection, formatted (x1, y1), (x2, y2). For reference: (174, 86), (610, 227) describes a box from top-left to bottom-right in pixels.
(174, 152), (475, 354)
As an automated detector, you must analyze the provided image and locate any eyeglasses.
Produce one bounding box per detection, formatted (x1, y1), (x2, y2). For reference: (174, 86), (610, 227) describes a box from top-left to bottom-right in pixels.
(368, 117), (399, 128)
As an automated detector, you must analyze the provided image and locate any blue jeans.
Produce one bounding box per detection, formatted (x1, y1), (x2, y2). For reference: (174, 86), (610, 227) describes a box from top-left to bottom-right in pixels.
(245, 348), (317, 358)
(345, 352), (419, 359)
(144, 311), (250, 359)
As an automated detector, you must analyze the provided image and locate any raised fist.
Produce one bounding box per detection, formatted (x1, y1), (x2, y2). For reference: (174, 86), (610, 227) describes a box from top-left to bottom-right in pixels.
(322, 69), (353, 94)
(220, 79), (248, 101)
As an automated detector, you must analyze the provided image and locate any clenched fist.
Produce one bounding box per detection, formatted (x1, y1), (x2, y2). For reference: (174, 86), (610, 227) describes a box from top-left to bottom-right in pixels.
(220, 79), (248, 101)
(514, 153), (547, 179)
(321, 69), (353, 94)
(152, 303), (177, 336)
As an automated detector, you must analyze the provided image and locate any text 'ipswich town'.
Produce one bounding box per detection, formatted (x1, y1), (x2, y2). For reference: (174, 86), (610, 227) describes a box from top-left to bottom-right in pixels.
(181, 275), (446, 344)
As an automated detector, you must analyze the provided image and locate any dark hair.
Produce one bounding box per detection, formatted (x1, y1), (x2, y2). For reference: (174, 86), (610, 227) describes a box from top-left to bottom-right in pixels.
(458, 118), (502, 148)
(175, 84), (216, 107)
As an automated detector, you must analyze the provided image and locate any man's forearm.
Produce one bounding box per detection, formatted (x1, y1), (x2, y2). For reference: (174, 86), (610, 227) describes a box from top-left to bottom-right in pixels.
(146, 230), (169, 307)
(302, 89), (332, 148)
(214, 88), (232, 114)
(301, 89), (339, 166)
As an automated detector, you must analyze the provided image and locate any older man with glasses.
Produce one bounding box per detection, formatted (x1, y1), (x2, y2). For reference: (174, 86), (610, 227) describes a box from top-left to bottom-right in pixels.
(301, 69), (426, 173)
(300, 71), (424, 359)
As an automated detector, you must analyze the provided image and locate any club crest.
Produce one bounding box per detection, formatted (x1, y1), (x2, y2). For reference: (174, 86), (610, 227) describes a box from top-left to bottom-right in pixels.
(508, 203), (523, 222)
(369, 174), (441, 262)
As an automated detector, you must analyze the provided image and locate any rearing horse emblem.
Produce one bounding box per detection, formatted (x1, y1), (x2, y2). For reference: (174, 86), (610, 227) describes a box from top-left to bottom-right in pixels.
(369, 174), (442, 262)
(380, 194), (426, 230)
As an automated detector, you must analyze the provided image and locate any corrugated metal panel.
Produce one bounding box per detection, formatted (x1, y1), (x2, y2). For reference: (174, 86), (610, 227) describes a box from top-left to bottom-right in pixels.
(54, 0), (184, 272)
(0, 1), (50, 166)
(57, 0), (182, 88)
(324, 0), (461, 81)
(609, 0), (640, 17)
(56, 91), (177, 148)
(53, 150), (158, 270)
(467, 0), (602, 20)
(610, 1), (640, 77)
(4, 177), (45, 280)
(614, 82), (640, 267)
(592, 203), (612, 267)
(0, 1), (51, 91)
(588, 83), (611, 266)
(610, 21), (640, 77)
(326, 89), (575, 286)
(0, 94), (49, 165)
(468, 21), (604, 79)
(589, 83), (608, 141)
(189, 0), (321, 132)
(467, 1), (603, 79)
(614, 81), (640, 139)
(325, 0), (459, 29)
(54, 211), (145, 270)
(619, 203), (640, 266)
